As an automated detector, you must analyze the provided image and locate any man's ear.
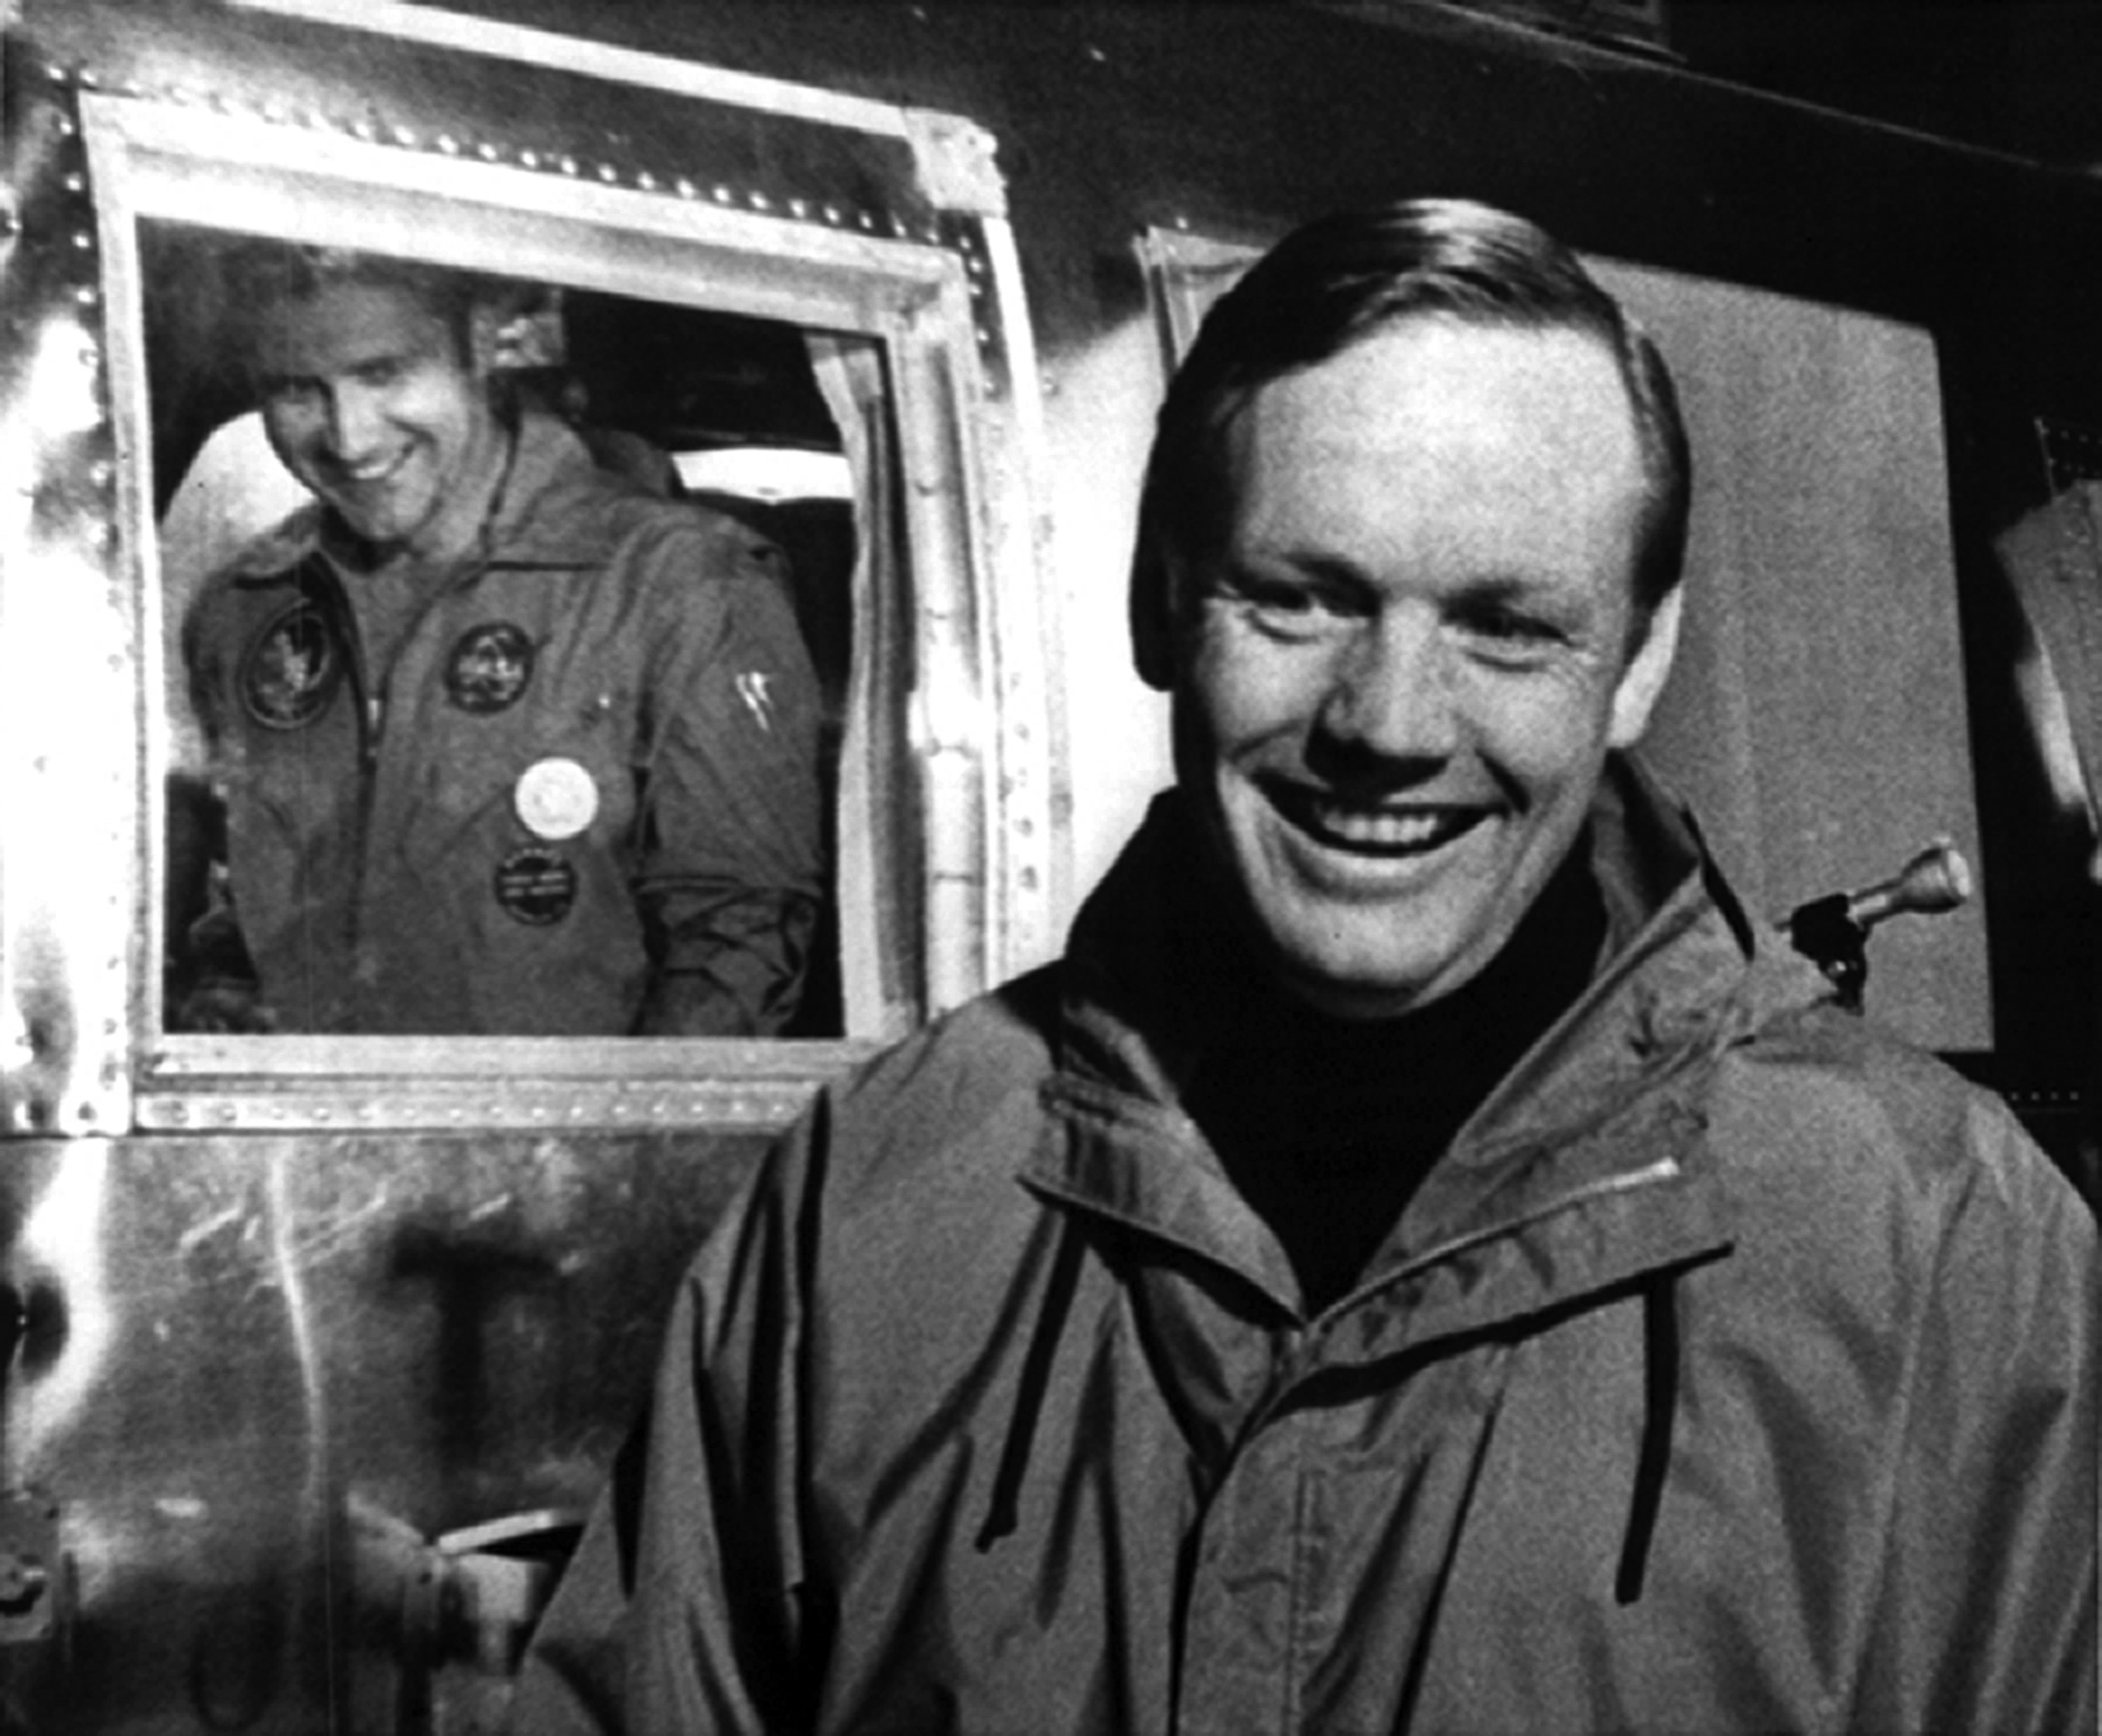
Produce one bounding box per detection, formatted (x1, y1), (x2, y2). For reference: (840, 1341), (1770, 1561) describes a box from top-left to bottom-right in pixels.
(1608, 583), (1683, 749)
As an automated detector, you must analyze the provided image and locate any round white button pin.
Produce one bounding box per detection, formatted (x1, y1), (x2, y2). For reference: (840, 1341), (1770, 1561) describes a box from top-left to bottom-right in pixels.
(514, 756), (599, 841)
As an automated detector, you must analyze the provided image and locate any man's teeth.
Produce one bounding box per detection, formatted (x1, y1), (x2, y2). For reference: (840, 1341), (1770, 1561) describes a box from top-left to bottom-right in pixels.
(1306, 801), (1470, 851)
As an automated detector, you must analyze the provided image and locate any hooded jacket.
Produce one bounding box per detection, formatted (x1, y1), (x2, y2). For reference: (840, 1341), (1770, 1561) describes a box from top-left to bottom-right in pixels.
(515, 761), (2097, 1734)
(180, 412), (823, 1035)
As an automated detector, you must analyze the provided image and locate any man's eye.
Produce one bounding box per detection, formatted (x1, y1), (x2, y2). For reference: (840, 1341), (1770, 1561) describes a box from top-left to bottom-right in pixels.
(1225, 576), (1349, 641)
(1458, 604), (1566, 661)
(355, 359), (406, 388)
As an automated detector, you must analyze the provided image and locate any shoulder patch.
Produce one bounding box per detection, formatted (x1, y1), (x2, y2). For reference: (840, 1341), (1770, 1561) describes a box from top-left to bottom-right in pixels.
(239, 598), (343, 729)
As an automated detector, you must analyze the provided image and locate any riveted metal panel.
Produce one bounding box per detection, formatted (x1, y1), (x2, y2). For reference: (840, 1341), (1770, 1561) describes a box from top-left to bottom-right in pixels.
(4, 0), (1065, 1135)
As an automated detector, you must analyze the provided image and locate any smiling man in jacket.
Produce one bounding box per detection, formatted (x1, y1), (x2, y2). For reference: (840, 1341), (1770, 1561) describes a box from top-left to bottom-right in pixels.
(513, 199), (2097, 1733)
(173, 242), (822, 1036)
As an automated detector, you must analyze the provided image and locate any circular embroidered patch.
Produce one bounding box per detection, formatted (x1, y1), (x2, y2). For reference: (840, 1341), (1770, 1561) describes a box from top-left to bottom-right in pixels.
(240, 600), (342, 730)
(494, 845), (578, 925)
(446, 622), (536, 714)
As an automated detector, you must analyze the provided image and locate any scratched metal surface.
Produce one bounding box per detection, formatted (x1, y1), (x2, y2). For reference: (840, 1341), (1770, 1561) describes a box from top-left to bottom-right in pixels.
(2, 1129), (764, 1732)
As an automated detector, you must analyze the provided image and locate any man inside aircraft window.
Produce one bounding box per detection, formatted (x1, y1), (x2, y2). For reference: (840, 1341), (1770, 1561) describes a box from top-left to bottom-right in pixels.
(171, 244), (823, 1035)
(512, 200), (2096, 1731)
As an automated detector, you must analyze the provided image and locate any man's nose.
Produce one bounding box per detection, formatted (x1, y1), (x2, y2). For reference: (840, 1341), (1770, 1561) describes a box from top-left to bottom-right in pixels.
(1314, 612), (1461, 763)
(323, 384), (386, 461)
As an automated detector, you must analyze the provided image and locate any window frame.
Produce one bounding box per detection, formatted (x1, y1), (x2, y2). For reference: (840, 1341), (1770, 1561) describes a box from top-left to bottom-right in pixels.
(36, 68), (1059, 1135)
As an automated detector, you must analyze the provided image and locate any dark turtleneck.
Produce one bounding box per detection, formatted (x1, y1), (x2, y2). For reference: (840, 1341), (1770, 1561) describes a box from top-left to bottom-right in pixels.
(1181, 837), (1608, 1314)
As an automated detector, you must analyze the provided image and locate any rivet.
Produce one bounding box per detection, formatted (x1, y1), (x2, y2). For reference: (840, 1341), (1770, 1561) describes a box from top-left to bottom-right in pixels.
(77, 66), (101, 90)
(596, 162), (617, 184)
(712, 185), (733, 204)
(56, 115), (78, 139)
(43, 61), (71, 87)
(858, 211), (876, 231)
(479, 141), (501, 163)
(520, 149), (540, 169)
(391, 125), (418, 148)
(168, 84), (194, 105)
(313, 1106), (332, 1123)
(75, 285), (98, 309)
(72, 231), (94, 251)
(975, 326), (993, 347)
(748, 190), (771, 212)
(636, 170), (658, 191)
(436, 134), (460, 156)
(888, 215), (908, 238)
(823, 204), (843, 224)
(675, 178), (697, 200)
(123, 79), (145, 99)
(262, 101), (287, 125)
(789, 198), (809, 219)
(352, 118), (377, 142)
(63, 171), (85, 195)
(88, 460), (114, 487)
(559, 155), (579, 176)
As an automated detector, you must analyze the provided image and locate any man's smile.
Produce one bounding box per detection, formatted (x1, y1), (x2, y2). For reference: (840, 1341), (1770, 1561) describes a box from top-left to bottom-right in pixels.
(1261, 778), (1491, 858)
(328, 449), (414, 489)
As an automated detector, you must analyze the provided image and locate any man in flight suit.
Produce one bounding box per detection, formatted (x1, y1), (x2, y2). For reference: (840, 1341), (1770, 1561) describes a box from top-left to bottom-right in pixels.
(512, 200), (2096, 1731)
(174, 244), (822, 1035)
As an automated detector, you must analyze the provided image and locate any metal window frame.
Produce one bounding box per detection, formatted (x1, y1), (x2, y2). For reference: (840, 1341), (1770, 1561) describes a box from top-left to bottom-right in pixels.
(0, 22), (1060, 1136)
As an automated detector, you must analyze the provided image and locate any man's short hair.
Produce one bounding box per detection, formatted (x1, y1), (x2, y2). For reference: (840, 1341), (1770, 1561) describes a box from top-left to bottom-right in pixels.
(220, 241), (486, 372)
(1130, 198), (1692, 688)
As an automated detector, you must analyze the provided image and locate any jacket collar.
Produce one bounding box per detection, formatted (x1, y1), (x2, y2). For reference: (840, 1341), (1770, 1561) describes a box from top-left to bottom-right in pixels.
(1025, 756), (1818, 1324)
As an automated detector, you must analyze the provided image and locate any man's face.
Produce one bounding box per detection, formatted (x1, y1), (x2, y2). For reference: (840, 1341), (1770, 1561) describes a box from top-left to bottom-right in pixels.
(1174, 318), (1678, 1018)
(254, 282), (501, 559)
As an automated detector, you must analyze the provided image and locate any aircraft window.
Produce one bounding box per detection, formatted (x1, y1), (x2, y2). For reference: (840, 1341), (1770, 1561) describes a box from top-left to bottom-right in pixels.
(149, 224), (873, 1041)
(39, 80), (1054, 1133)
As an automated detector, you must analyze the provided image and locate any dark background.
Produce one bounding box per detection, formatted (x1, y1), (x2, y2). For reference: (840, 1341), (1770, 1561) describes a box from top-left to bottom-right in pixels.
(1664, 1), (2102, 170)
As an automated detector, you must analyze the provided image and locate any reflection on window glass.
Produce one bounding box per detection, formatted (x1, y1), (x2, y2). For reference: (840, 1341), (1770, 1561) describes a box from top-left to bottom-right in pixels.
(150, 221), (861, 1038)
